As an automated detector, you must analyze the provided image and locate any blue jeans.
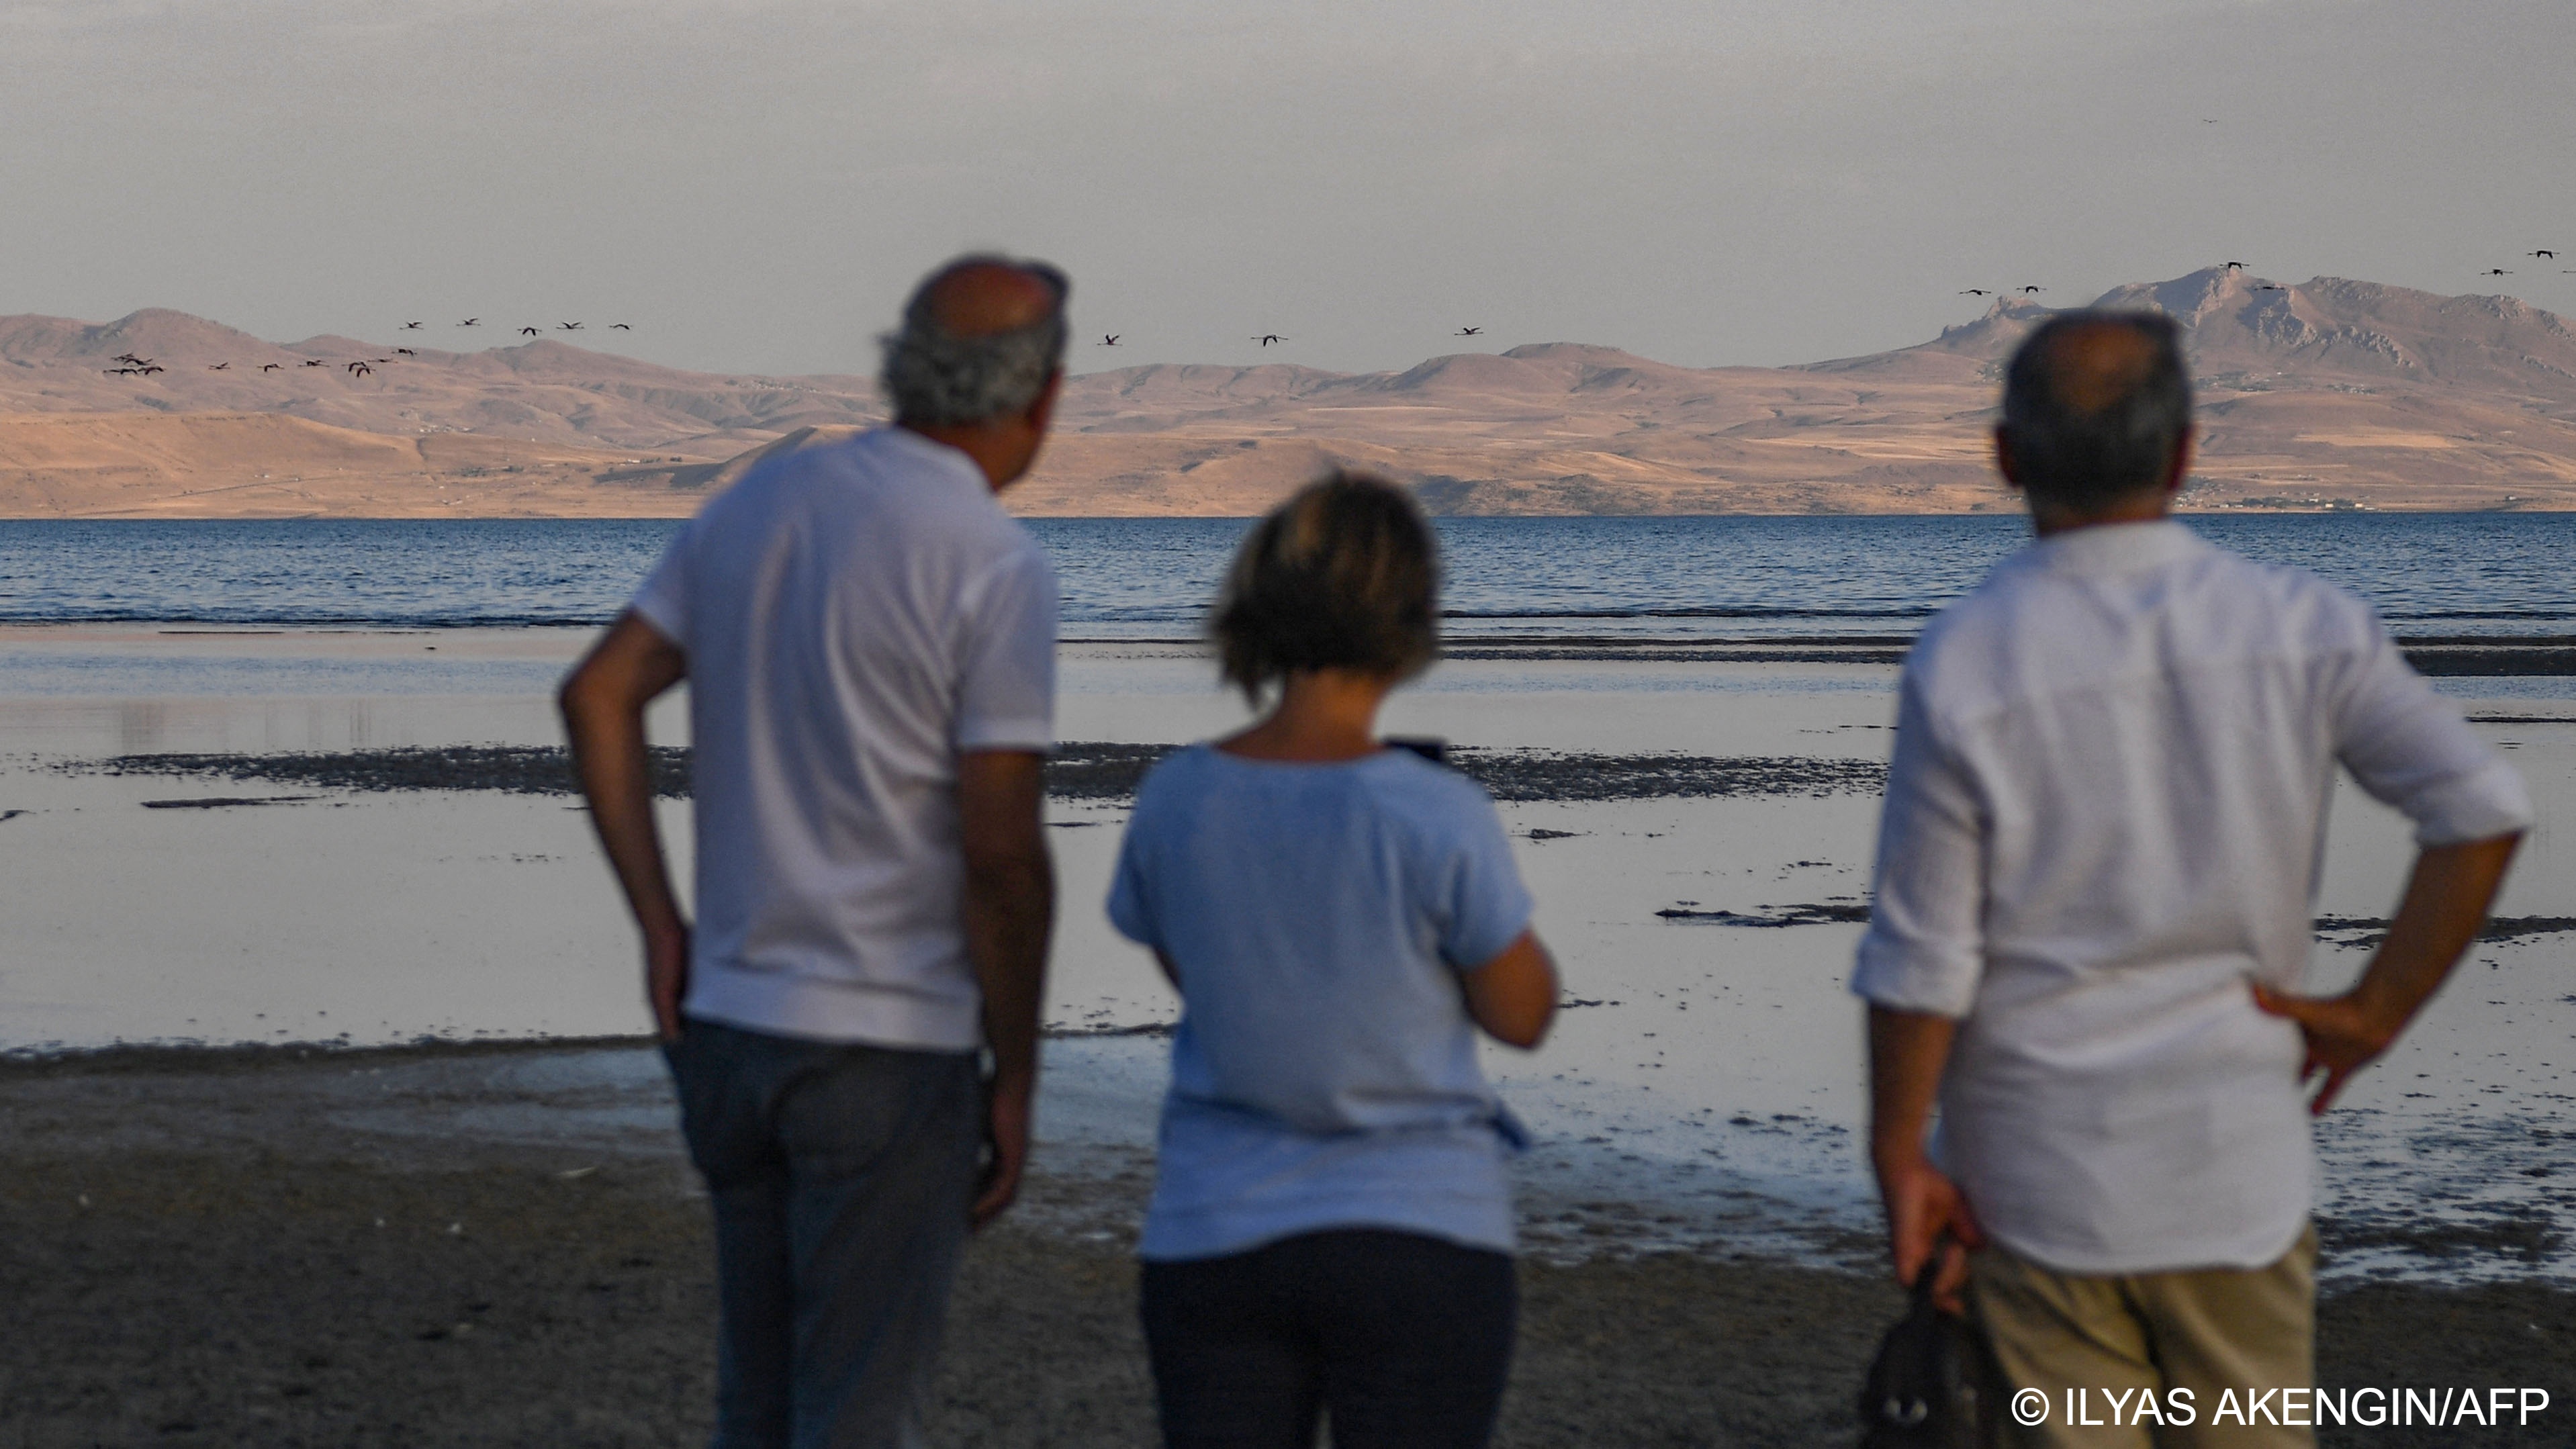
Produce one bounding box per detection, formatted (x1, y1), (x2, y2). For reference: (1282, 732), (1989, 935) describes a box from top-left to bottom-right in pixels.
(1139, 1229), (1518, 1449)
(664, 1019), (982, 1449)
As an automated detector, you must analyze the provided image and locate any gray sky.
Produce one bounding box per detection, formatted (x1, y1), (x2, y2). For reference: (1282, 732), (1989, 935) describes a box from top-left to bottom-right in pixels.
(5, 0), (2572, 377)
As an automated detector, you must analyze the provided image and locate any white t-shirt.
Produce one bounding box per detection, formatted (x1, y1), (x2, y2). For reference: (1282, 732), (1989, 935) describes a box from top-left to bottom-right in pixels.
(631, 426), (1058, 1051)
(1851, 521), (2531, 1275)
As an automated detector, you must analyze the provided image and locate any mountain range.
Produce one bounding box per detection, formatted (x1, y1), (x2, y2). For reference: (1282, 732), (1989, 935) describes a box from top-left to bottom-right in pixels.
(5, 268), (2574, 517)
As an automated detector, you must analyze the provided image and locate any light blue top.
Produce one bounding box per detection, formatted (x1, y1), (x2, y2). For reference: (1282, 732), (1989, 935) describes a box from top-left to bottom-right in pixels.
(1107, 743), (1536, 1262)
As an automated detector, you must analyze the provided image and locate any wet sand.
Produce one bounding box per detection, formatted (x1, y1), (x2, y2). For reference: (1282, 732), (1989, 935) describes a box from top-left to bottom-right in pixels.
(5, 1041), (2569, 1449)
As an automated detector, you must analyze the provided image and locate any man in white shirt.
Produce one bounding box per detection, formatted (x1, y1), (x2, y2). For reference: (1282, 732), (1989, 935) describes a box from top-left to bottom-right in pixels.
(560, 254), (1068, 1448)
(1855, 312), (2530, 1447)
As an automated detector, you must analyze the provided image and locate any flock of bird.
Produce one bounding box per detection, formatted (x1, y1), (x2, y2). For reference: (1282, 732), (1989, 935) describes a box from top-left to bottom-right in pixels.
(91, 254), (2576, 381)
(1944, 252), (2570, 308)
(100, 318), (635, 380)
(1095, 325), (1487, 350)
(2480, 249), (2569, 278)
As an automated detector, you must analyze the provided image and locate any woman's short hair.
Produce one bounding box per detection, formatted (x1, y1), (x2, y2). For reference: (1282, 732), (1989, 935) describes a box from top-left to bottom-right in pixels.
(1211, 471), (1440, 702)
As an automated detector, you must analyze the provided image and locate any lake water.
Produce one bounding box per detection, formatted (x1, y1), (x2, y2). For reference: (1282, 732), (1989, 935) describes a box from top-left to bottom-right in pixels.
(3, 513), (2573, 640)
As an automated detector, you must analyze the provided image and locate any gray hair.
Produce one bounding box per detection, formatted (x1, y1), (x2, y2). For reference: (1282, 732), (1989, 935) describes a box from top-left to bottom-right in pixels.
(878, 254), (1071, 426)
(2001, 310), (2193, 511)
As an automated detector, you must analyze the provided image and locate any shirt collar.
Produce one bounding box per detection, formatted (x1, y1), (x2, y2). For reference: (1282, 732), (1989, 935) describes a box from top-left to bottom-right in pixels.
(873, 424), (998, 500)
(2021, 518), (2205, 576)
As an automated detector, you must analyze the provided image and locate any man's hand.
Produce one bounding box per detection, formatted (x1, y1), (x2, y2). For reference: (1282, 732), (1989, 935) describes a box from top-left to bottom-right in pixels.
(645, 923), (692, 1042)
(1878, 1150), (1984, 1314)
(2248, 984), (2394, 1115)
(974, 1075), (1033, 1229)
(2254, 831), (2519, 1115)
(1868, 1004), (1982, 1313)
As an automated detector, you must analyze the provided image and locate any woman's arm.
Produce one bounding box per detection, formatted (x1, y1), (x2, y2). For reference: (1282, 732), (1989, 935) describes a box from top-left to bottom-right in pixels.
(1461, 929), (1557, 1048)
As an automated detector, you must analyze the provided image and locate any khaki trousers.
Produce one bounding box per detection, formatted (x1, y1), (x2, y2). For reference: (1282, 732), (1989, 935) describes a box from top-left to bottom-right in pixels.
(1970, 1225), (2317, 1449)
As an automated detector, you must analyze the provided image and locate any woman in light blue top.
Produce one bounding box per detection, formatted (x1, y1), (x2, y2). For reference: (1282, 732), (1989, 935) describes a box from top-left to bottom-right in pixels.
(1107, 472), (1560, 1449)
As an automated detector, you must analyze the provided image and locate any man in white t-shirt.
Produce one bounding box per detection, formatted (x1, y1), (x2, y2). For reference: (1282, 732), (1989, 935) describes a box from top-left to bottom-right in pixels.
(560, 254), (1068, 1448)
(1855, 312), (2529, 1448)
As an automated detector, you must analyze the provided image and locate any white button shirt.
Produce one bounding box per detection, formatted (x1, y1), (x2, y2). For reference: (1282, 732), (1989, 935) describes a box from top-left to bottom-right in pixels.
(1852, 520), (2532, 1275)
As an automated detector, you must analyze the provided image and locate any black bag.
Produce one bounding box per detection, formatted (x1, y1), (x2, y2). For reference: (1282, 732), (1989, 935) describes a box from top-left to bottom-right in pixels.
(1857, 1261), (1980, 1448)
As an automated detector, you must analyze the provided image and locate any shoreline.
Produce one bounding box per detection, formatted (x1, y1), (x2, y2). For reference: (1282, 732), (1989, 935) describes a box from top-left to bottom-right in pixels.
(7, 1033), (2566, 1280)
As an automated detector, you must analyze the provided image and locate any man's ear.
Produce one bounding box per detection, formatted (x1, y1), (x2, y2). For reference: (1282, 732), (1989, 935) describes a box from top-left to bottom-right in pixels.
(1023, 369), (1064, 434)
(1992, 424), (2023, 493)
(2160, 425), (2197, 498)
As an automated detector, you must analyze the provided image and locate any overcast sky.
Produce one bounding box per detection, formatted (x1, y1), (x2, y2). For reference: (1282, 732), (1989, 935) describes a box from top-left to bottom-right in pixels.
(5, 0), (2572, 377)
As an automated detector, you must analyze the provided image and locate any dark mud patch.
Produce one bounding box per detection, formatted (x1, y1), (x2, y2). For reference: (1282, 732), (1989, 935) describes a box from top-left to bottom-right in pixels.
(2314, 915), (2576, 950)
(1458, 750), (1884, 802)
(2321, 1209), (2568, 1266)
(67, 744), (1888, 807)
(139, 794), (322, 810)
(1645, 903), (2576, 941)
(1041, 1021), (1175, 1039)
(1657, 902), (1872, 927)
(77, 745), (695, 799)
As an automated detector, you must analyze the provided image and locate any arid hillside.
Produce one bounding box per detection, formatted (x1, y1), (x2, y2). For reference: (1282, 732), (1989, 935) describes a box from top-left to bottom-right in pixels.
(7, 269), (2575, 518)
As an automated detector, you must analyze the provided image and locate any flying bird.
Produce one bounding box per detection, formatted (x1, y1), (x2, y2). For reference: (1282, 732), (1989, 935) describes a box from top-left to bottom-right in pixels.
(347, 361), (373, 377)
(2223, 261), (2246, 271)
(610, 323), (632, 330)
(1251, 334), (1288, 346)
(113, 354), (152, 367)
(2254, 283), (2287, 291)
(1097, 334), (1120, 346)
(2528, 250), (2557, 260)
(459, 318), (480, 327)
(1959, 289), (1992, 296)
(557, 322), (582, 330)
(139, 365), (163, 375)
(2019, 285), (2045, 295)
(402, 321), (422, 330)
(208, 362), (230, 371)
(1455, 326), (1482, 336)
(519, 327), (540, 336)
(261, 363), (282, 372)
(302, 359), (325, 367)
(2481, 269), (2512, 277)
(396, 347), (416, 356)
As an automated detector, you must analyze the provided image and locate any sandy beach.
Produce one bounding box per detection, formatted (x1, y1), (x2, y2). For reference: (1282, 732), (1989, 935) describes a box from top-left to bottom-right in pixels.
(3, 1040), (2571, 1448)
(4, 626), (2574, 1444)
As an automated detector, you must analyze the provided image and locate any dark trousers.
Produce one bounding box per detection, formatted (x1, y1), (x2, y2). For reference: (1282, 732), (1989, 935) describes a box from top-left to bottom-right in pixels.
(1139, 1228), (1518, 1449)
(664, 1018), (982, 1449)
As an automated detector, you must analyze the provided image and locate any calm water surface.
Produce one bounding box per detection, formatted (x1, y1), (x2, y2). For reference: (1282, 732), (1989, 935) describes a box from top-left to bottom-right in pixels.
(1, 514), (2570, 638)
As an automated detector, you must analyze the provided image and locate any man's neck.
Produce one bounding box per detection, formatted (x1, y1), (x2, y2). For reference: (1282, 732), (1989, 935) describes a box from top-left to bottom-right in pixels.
(2029, 494), (2176, 539)
(898, 420), (1025, 494)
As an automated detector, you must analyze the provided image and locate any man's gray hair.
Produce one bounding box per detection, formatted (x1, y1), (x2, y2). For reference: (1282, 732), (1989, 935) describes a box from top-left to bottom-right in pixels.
(2001, 310), (2193, 511)
(878, 254), (1071, 427)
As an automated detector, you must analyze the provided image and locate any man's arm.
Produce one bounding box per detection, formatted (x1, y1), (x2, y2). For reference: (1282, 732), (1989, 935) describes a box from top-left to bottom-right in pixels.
(957, 749), (1055, 1229)
(2255, 832), (2521, 1113)
(559, 612), (690, 1038)
(1869, 1005), (1984, 1313)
